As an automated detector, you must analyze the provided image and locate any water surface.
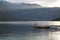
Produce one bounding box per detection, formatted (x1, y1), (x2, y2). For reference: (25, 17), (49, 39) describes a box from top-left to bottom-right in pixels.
(0, 24), (60, 40)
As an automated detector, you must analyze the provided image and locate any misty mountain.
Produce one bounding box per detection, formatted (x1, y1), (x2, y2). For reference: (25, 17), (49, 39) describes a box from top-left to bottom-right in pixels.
(0, 1), (60, 21)
(0, 1), (41, 10)
(12, 3), (41, 9)
(0, 8), (60, 21)
(0, 1), (11, 10)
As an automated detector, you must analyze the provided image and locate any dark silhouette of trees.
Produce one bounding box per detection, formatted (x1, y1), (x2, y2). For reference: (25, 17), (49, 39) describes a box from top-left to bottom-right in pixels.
(52, 17), (60, 21)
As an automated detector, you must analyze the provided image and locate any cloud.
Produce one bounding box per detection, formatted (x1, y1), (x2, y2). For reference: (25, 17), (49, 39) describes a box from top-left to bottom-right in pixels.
(4, 0), (60, 7)
(4, 0), (57, 3)
(32, 0), (60, 7)
(39, 0), (57, 2)
(41, 0), (60, 7)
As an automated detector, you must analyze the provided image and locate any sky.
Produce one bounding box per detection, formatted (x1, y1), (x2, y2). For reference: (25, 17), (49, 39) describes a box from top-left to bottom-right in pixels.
(3, 0), (60, 7)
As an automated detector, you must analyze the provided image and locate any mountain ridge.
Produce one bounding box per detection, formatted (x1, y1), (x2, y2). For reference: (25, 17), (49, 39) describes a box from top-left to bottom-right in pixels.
(0, 8), (60, 21)
(0, 1), (60, 21)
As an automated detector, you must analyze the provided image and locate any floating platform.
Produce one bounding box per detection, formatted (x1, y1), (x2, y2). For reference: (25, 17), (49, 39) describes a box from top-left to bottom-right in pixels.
(34, 24), (50, 29)
(34, 26), (50, 29)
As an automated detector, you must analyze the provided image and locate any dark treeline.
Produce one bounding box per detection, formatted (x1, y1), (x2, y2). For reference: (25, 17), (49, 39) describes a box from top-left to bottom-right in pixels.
(52, 18), (60, 21)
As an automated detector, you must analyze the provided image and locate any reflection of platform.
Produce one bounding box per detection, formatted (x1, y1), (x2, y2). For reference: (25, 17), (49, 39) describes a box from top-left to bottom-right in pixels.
(49, 26), (60, 29)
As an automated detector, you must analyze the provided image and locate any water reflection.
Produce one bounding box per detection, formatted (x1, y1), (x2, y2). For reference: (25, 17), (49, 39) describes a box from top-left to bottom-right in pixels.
(25, 29), (49, 40)
(24, 29), (60, 40)
(0, 24), (60, 40)
(49, 30), (60, 40)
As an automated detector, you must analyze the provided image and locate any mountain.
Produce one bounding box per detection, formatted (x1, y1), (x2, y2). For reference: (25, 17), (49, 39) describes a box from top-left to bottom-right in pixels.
(12, 3), (42, 9)
(0, 1), (60, 21)
(0, 1), (11, 10)
(0, 8), (60, 21)
(0, 1), (41, 10)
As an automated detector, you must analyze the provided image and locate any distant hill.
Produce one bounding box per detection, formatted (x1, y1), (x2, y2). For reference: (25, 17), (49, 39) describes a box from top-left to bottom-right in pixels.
(0, 1), (60, 21)
(0, 8), (60, 21)
(0, 1), (11, 10)
(13, 3), (42, 9)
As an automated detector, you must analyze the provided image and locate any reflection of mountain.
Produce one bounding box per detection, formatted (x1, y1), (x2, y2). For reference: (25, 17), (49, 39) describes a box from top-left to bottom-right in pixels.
(0, 1), (60, 21)
(0, 1), (41, 10)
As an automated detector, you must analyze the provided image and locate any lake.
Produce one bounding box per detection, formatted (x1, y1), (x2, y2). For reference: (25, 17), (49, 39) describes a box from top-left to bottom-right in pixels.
(0, 24), (60, 40)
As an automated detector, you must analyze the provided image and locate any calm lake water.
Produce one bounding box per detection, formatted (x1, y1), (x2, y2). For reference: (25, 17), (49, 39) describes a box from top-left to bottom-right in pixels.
(0, 24), (60, 40)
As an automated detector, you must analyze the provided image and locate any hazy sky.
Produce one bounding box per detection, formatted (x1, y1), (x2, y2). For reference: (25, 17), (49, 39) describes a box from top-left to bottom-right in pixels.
(4, 0), (60, 7)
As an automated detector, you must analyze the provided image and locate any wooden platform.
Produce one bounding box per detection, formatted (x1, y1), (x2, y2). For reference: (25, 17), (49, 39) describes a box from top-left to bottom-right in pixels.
(34, 26), (50, 29)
